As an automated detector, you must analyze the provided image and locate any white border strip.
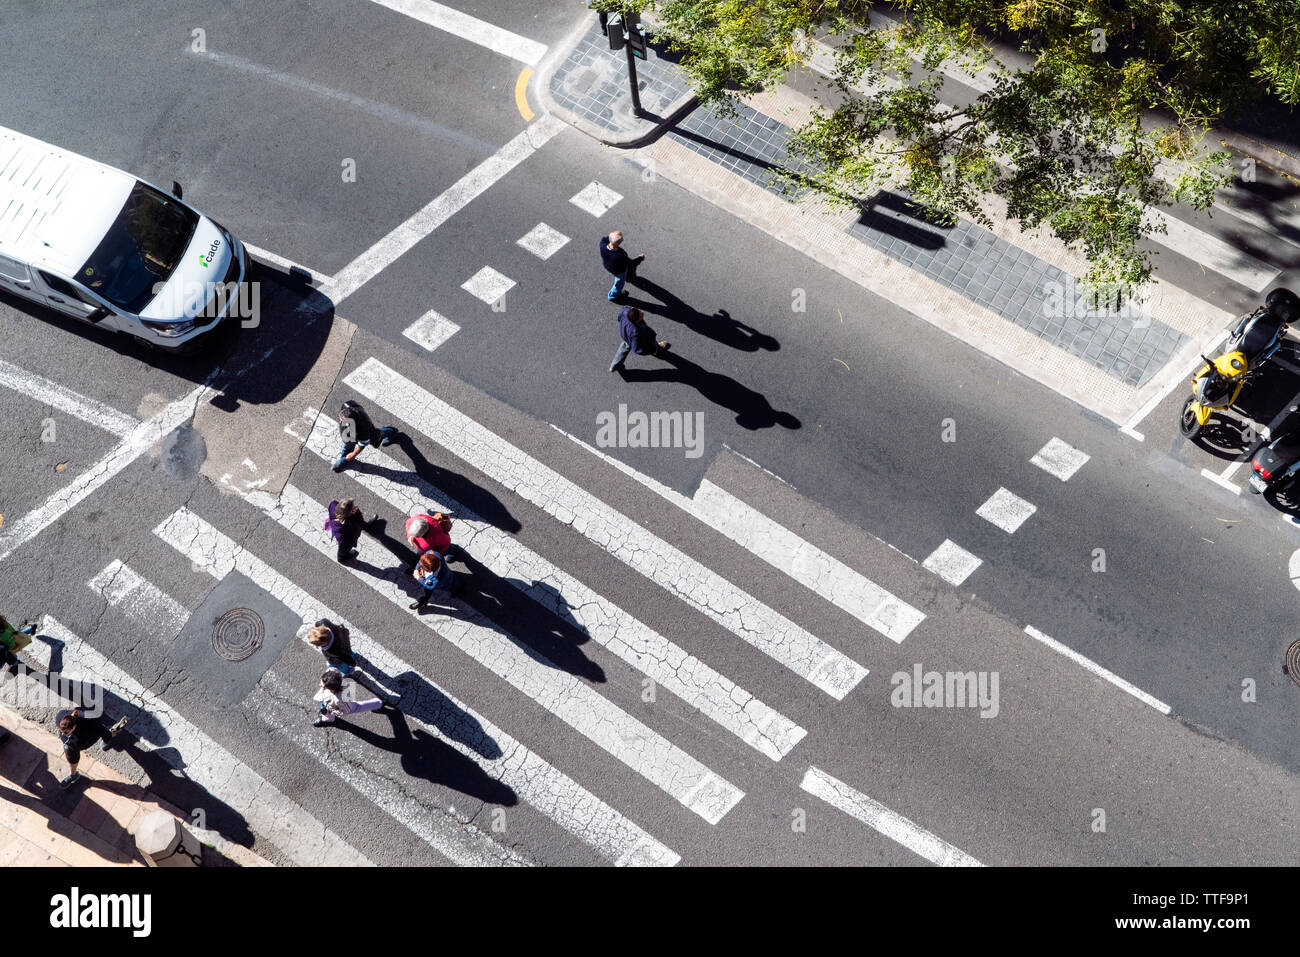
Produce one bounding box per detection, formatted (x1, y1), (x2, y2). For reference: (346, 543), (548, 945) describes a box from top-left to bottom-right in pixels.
(1024, 625), (1171, 714)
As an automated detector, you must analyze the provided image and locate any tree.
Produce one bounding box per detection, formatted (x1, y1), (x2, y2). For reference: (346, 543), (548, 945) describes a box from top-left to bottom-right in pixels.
(606, 0), (1300, 291)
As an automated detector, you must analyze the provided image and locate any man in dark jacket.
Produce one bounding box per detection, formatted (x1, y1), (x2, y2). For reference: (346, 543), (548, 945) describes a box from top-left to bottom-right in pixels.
(333, 400), (399, 472)
(610, 306), (670, 373)
(55, 708), (128, 788)
(599, 231), (645, 301)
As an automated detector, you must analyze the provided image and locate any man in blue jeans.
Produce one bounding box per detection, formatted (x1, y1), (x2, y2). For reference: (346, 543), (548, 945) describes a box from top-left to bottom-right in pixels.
(333, 400), (398, 472)
(599, 231), (645, 301)
(610, 306), (670, 373)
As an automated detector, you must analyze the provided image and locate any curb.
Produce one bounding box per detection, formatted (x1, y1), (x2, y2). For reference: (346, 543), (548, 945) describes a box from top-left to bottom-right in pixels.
(531, 10), (698, 149)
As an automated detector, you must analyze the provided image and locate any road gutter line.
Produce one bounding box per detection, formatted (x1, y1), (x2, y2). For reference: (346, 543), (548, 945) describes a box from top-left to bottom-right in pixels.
(1023, 626), (1171, 715)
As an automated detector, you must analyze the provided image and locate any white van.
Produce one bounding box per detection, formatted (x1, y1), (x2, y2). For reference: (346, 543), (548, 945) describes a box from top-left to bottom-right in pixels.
(0, 125), (249, 353)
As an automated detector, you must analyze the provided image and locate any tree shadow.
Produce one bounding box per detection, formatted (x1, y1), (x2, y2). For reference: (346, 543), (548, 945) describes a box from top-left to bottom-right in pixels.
(624, 275), (780, 353)
(618, 351), (802, 431)
(330, 709), (518, 808)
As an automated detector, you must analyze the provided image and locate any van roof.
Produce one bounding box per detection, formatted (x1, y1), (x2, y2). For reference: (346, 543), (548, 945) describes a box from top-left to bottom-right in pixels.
(0, 126), (135, 277)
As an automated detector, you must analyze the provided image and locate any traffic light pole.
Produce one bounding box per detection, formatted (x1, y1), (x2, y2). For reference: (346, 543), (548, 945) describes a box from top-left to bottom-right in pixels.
(625, 32), (644, 118)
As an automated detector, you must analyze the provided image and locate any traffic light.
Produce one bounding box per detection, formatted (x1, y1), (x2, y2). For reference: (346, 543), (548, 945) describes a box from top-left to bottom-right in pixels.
(626, 21), (647, 59)
(607, 13), (625, 50)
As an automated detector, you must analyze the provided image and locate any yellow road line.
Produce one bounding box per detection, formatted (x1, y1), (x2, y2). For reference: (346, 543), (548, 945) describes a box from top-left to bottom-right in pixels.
(515, 68), (535, 121)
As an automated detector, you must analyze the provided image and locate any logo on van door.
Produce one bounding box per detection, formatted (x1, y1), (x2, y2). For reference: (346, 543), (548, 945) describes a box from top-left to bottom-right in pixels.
(198, 239), (221, 268)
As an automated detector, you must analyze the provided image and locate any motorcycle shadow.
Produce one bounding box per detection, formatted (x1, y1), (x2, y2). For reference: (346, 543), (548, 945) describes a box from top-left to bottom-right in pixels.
(1184, 413), (1254, 460)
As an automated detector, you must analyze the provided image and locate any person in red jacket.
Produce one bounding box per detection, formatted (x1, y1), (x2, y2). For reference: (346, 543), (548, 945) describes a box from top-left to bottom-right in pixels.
(402, 512), (465, 573)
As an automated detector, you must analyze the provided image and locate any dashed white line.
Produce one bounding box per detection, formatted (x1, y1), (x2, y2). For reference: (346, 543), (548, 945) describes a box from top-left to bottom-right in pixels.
(345, 357), (868, 699)
(570, 181), (624, 217)
(402, 309), (461, 351)
(25, 617), (373, 867)
(801, 766), (983, 867)
(1200, 468), (1243, 495)
(1030, 437), (1090, 481)
(975, 487), (1037, 533)
(365, 0), (548, 66)
(329, 115), (563, 305)
(1023, 625), (1171, 714)
(517, 222), (570, 260)
(922, 540), (982, 586)
(154, 505), (680, 866)
(461, 266), (516, 306)
(0, 358), (138, 437)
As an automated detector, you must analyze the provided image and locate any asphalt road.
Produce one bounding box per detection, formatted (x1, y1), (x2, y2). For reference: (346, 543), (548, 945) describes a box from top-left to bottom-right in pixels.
(2, 0), (1299, 867)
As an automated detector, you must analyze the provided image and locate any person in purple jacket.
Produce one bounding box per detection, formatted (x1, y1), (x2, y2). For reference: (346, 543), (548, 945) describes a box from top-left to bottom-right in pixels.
(599, 231), (645, 301)
(609, 306), (670, 373)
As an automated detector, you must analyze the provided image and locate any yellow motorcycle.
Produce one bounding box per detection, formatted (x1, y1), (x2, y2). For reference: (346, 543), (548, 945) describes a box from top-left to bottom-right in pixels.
(1178, 351), (1250, 439)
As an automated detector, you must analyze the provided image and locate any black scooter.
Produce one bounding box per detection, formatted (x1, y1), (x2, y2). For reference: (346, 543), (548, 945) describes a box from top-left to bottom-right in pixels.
(1226, 287), (1300, 366)
(1250, 415), (1300, 495)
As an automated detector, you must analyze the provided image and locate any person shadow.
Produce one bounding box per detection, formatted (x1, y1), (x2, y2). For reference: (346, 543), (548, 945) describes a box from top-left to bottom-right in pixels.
(330, 709), (519, 808)
(617, 351), (802, 431)
(623, 275), (780, 353)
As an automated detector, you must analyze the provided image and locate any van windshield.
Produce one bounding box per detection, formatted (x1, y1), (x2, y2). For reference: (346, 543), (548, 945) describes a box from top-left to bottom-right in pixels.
(77, 182), (197, 314)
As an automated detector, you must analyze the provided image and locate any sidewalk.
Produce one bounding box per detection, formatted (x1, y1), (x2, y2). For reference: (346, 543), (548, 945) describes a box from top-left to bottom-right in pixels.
(534, 12), (1291, 427)
(0, 700), (269, 867)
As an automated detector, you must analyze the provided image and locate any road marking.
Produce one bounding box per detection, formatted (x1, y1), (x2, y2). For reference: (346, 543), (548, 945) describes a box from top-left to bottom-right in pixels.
(1200, 468), (1243, 495)
(194, 50), (502, 157)
(1119, 331), (1227, 441)
(1023, 626), (1171, 714)
(558, 428), (925, 643)
(87, 560), (189, 635)
(346, 358), (868, 698)
(366, 0), (547, 66)
(975, 487), (1037, 533)
(922, 540), (982, 586)
(1146, 207), (1280, 292)
(26, 617), (373, 866)
(515, 67), (535, 120)
(246, 484), (744, 825)
(154, 506), (679, 866)
(330, 115), (564, 304)
(294, 409), (806, 760)
(0, 358), (138, 437)
(253, 673), (531, 867)
(402, 309), (461, 351)
(517, 222), (570, 260)
(570, 181), (624, 217)
(461, 266), (516, 306)
(801, 766), (983, 867)
(0, 386), (203, 564)
(243, 243), (335, 288)
(1030, 437), (1090, 481)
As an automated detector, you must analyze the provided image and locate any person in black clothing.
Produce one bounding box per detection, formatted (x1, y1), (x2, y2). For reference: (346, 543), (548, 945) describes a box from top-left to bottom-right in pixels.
(599, 230), (645, 301)
(307, 619), (359, 675)
(333, 400), (398, 472)
(55, 708), (128, 788)
(326, 498), (376, 563)
(610, 306), (670, 373)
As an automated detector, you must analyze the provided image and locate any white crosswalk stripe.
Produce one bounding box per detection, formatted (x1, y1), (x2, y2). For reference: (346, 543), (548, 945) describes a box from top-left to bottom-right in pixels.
(1031, 437), (1090, 481)
(153, 506), (680, 866)
(975, 488), (1037, 534)
(801, 766), (983, 867)
(87, 559), (189, 634)
(267, 483), (746, 824)
(922, 540), (982, 586)
(345, 357), (869, 699)
(292, 408), (806, 761)
(23, 617), (373, 867)
(570, 181), (624, 217)
(559, 429), (926, 643)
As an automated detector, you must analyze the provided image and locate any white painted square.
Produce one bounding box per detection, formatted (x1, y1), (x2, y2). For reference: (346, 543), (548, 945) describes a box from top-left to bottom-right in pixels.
(1031, 437), (1090, 481)
(402, 310), (461, 351)
(517, 222), (570, 260)
(569, 181), (624, 217)
(922, 540), (982, 586)
(461, 267), (515, 306)
(976, 487), (1037, 533)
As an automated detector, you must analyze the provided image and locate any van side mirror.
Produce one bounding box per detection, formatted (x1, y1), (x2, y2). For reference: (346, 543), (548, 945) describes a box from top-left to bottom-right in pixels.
(171, 181), (183, 200)
(86, 306), (110, 324)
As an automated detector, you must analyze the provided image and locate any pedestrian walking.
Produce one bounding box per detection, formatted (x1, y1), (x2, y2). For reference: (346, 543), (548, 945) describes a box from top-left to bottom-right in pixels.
(333, 400), (398, 472)
(306, 619), (360, 675)
(609, 306), (670, 373)
(0, 614), (35, 671)
(409, 549), (462, 610)
(599, 230), (645, 301)
(54, 708), (129, 788)
(402, 511), (465, 574)
(312, 669), (385, 727)
(323, 498), (375, 563)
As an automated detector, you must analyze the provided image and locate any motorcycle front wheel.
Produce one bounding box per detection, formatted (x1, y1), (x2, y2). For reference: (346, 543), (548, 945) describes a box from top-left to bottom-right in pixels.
(1179, 396), (1204, 438)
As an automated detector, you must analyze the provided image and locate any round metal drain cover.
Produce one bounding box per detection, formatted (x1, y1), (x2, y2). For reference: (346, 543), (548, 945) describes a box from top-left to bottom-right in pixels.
(212, 608), (264, 662)
(1287, 641), (1300, 689)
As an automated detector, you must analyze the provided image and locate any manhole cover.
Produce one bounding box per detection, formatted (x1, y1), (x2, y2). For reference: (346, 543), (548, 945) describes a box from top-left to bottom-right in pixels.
(211, 608), (264, 662)
(1287, 640), (1300, 688)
